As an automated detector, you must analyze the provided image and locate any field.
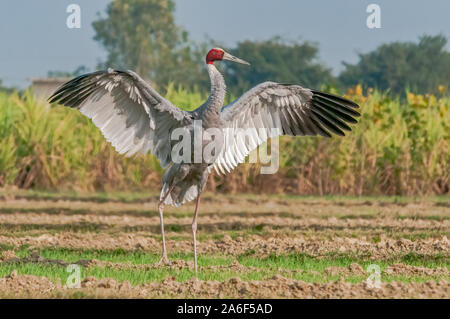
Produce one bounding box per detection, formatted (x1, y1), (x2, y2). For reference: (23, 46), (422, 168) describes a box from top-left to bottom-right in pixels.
(0, 190), (448, 298)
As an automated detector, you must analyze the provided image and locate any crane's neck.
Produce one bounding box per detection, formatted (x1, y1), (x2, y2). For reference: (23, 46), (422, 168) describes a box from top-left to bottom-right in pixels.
(201, 64), (226, 126)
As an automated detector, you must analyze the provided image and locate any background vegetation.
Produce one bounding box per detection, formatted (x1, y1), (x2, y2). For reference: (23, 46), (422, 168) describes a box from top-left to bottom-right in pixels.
(0, 0), (449, 196)
(0, 85), (448, 195)
(339, 35), (450, 96)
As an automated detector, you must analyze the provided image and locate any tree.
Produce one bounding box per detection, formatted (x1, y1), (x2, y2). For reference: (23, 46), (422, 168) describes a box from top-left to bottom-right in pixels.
(92, 0), (205, 91)
(224, 38), (335, 95)
(339, 35), (450, 95)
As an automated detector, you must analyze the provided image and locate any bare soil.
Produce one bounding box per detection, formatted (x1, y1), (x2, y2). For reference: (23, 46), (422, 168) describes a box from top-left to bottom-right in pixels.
(0, 194), (448, 298)
(0, 271), (448, 298)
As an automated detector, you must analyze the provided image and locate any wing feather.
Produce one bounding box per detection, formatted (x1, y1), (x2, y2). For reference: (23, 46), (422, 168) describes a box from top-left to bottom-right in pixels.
(215, 82), (360, 174)
(49, 69), (192, 166)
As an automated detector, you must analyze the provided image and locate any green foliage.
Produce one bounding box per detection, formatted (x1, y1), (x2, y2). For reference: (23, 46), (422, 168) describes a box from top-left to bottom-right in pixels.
(225, 38), (335, 95)
(339, 35), (450, 95)
(163, 82), (207, 111)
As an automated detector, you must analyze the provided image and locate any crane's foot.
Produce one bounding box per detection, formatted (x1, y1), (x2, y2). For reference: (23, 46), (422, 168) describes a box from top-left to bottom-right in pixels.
(155, 255), (171, 267)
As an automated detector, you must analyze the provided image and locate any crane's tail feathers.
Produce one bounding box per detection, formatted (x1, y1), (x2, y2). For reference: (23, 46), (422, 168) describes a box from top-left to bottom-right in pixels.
(161, 183), (198, 207)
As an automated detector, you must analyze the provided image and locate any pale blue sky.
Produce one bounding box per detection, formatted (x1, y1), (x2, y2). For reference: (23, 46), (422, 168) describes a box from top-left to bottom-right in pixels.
(1, 0), (449, 88)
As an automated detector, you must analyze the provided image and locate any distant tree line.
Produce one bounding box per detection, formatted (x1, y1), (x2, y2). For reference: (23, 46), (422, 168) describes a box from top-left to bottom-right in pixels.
(50, 0), (450, 97)
(339, 35), (450, 95)
(0, 80), (15, 94)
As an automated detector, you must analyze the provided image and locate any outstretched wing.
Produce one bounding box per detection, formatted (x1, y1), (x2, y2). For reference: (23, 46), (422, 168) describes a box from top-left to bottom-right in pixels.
(214, 82), (360, 174)
(49, 69), (192, 168)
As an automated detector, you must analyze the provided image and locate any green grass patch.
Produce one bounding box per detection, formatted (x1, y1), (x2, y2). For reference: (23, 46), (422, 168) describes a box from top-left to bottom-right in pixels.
(239, 252), (449, 271)
(1, 248), (448, 286)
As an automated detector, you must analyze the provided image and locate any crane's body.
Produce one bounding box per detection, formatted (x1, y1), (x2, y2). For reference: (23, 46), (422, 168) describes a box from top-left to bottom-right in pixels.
(49, 48), (360, 273)
(160, 63), (226, 207)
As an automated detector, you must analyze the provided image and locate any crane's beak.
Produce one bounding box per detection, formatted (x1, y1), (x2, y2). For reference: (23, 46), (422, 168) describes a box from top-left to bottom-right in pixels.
(223, 52), (250, 65)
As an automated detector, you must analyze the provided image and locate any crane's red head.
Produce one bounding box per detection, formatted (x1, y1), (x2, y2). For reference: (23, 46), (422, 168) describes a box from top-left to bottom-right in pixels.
(206, 48), (225, 64)
(205, 48), (250, 65)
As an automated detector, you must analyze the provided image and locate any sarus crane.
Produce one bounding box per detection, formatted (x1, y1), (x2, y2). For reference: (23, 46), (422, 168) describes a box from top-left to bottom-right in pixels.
(49, 48), (360, 273)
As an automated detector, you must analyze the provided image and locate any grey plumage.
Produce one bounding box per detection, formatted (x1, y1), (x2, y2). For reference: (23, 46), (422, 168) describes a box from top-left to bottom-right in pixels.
(49, 48), (360, 272)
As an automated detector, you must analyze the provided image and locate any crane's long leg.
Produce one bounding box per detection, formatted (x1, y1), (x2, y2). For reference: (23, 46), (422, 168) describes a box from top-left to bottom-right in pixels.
(192, 193), (201, 274)
(155, 185), (175, 266)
